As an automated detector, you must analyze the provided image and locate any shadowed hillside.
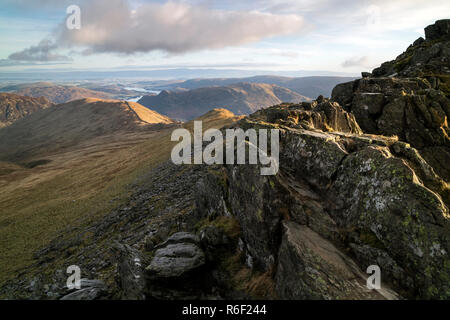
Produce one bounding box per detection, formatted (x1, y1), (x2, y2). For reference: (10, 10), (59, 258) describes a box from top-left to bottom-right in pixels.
(151, 76), (357, 98)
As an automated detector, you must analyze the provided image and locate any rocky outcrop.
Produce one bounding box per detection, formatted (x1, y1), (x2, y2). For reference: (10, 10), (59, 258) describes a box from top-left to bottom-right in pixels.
(197, 96), (449, 299)
(146, 234), (205, 279)
(145, 232), (209, 300)
(276, 221), (396, 300)
(371, 19), (449, 79)
(60, 279), (106, 300)
(112, 243), (146, 300)
(332, 20), (450, 180)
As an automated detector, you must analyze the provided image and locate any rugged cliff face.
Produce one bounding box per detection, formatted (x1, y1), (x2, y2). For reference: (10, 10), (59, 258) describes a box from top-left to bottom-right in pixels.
(332, 19), (450, 180)
(198, 99), (449, 299)
(196, 20), (449, 299)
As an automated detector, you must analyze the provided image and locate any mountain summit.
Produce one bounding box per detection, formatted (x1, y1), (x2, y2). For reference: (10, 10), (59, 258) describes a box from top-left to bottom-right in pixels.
(0, 98), (174, 162)
(333, 19), (450, 179)
(372, 19), (449, 81)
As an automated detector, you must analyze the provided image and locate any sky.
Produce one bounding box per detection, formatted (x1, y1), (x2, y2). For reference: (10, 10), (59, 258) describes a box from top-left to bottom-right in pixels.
(0, 0), (449, 75)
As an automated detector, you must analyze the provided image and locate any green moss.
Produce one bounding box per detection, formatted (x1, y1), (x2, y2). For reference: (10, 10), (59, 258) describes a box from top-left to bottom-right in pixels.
(434, 74), (450, 96)
(394, 55), (412, 73)
(359, 230), (386, 250)
(196, 215), (241, 241)
(256, 209), (264, 222)
(403, 215), (413, 227)
(269, 180), (275, 189)
(427, 286), (439, 298)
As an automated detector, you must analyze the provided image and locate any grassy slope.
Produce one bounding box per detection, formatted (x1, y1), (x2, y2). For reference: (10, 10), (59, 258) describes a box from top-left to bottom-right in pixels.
(0, 107), (240, 284)
(14, 86), (113, 104)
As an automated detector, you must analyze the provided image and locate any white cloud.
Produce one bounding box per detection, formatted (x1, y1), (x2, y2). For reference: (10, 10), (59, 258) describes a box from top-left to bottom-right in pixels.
(6, 0), (304, 62)
(54, 0), (304, 55)
(341, 56), (370, 68)
(8, 39), (71, 62)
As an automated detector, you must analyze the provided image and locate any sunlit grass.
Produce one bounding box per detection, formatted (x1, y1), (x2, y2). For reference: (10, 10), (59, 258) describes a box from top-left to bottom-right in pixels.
(0, 109), (239, 285)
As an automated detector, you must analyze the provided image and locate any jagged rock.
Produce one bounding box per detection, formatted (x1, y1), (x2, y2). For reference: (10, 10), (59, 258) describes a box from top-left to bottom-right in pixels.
(60, 279), (106, 300)
(195, 167), (232, 221)
(199, 95), (449, 299)
(200, 225), (229, 248)
(247, 99), (362, 134)
(332, 77), (449, 180)
(146, 241), (205, 278)
(328, 145), (449, 298)
(145, 233), (212, 300)
(222, 162), (281, 271)
(349, 243), (413, 291)
(371, 20), (450, 80)
(112, 243), (146, 300)
(425, 19), (450, 41)
(275, 221), (396, 299)
(154, 232), (200, 250)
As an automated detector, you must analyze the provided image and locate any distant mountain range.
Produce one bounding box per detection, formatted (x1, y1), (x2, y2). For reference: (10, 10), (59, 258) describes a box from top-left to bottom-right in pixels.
(138, 82), (310, 120)
(0, 93), (54, 128)
(148, 76), (357, 99)
(0, 82), (113, 104)
(0, 68), (358, 82)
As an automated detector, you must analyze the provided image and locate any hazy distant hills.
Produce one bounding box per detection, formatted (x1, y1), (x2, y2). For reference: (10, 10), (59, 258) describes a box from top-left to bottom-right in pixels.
(138, 82), (310, 120)
(0, 98), (174, 162)
(0, 93), (54, 128)
(0, 69), (358, 83)
(7, 84), (113, 104)
(149, 76), (357, 98)
(0, 82), (157, 103)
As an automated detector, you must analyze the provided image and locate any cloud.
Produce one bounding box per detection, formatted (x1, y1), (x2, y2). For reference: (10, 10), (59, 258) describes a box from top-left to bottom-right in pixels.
(2, 0), (74, 9)
(8, 40), (71, 62)
(0, 59), (71, 68)
(341, 56), (370, 68)
(5, 0), (304, 63)
(52, 0), (304, 55)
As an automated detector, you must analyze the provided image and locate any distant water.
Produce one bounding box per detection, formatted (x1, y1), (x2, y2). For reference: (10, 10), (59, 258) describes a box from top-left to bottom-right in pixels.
(127, 96), (143, 102)
(124, 87), (160, 94)
(125, 87), (160, 103)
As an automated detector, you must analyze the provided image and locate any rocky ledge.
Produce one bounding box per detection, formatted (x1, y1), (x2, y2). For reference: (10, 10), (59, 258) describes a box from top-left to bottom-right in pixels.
(196, 96), (449, 299)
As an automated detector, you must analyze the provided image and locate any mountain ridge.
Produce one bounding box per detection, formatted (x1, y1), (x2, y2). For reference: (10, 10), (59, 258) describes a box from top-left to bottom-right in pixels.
(138, 82), (310, 120)
(0, 98), (174, 162)
(0, 83), (113, 104)
(150, 75), (357, 98)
